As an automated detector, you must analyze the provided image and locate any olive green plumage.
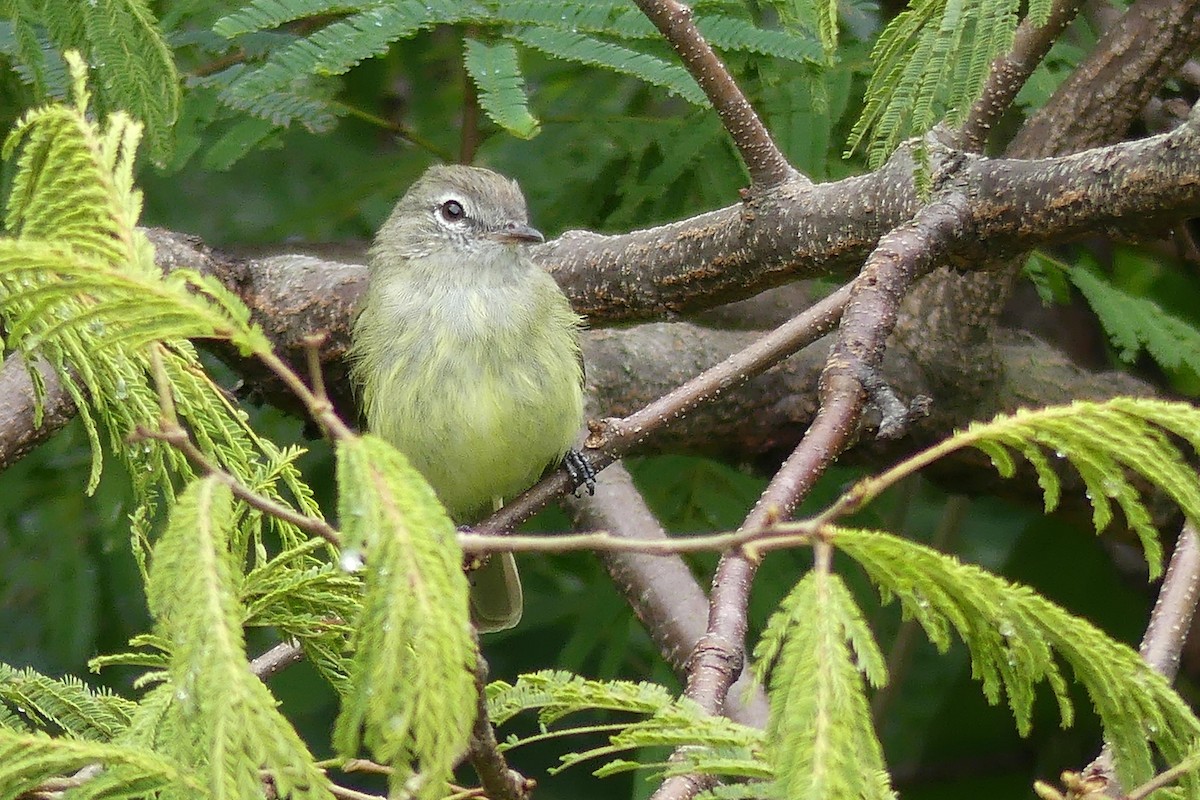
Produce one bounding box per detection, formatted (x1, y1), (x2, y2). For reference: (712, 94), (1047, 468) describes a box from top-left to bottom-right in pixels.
(349, 165), (584, 632)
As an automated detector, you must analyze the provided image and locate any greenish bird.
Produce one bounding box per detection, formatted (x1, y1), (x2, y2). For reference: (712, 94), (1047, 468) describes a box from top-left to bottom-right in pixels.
(349, 164), (586, 632)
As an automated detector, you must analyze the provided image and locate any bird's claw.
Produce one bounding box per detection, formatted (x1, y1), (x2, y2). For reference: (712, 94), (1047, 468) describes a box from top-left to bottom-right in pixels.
(564, 449), (596, 497)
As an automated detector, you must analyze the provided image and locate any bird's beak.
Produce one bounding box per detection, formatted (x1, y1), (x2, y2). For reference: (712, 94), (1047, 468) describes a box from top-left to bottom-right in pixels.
(491, 222), (544, 244)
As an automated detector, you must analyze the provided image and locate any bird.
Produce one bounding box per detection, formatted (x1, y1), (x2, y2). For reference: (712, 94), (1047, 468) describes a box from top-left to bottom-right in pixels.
(349, 164), (587, 631)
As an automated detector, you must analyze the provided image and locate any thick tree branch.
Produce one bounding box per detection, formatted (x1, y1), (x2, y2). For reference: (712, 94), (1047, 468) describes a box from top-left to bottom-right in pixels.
(632, 0), (798, 189)
(0, 355), (77, 470)
(1009, 0), (1200, 158)
(541, 119), (1200, 322)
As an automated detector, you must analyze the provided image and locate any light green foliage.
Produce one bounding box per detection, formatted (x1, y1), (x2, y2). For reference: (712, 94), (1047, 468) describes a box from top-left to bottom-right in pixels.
(146, 477), (332, 800)
(2, 0), (179, 161)
(0, 665), (135, 740)
(946, 398), (1200, 579)
(834, 527), (1200, 793)
(241, 537), (360, 689)
(0, 62), (354, 799)
(0, 729), (196, 800)
(0, 54), (315, 575)
(333, 435), (476, 800)
(753, 570), (894, 800)
(464, 38), (540, 139)
(488, 671), (765, 782)
(847, 0), (1051, 167)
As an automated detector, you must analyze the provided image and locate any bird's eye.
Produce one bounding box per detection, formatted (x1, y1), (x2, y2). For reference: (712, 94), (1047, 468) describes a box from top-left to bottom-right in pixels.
(439, 200), (465, 222)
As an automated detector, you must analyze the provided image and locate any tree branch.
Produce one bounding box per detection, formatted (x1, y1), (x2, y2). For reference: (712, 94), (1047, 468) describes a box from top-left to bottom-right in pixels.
(632, 0), (798, 189)
(0, 355), (77, 470)
(651, 188), (975, 800)
(474, 283), (849, 535)
(467, 649), (529, 800)
(541, 120), (1200, 322)
(1010, 0), (1200, 158)
(958, 0), (1083, 152)
(1083, 521), (1200, 790)
(562, 463), (770, 729)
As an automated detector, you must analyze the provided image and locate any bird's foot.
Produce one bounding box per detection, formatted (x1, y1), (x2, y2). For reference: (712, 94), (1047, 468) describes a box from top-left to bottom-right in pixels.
(564, 448), (596, 497)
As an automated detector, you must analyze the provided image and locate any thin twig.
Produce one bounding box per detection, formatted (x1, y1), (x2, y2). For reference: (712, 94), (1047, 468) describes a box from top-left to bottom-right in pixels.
(466, 645), (530, 800)
(476, 284), (850, 535)
(302, 333), (331, 407)
(631, 0), (800, 189)
(132, 424), (341, 547)
(459, 525), (814, 556)
(1084, 521), (1200, 788)
(329, 783), (386, 800)
(337, 759), (395, 776)
(653, 191), (974, 800)
(1125, 750), (1200, 800)
(588, 284), (851, 454)
(257, 349), (355, 441)
(957, 0), (1083, 152)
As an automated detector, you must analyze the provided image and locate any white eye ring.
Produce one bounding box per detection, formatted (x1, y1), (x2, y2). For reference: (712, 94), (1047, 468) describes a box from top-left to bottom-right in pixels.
(439, 199), (465, 223)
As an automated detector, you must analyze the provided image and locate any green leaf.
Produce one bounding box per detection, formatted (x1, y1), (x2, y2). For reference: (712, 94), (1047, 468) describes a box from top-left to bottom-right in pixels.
(147, 478), (332, 800)
(464, 38), (540, 139)
(0, 729), (194, 799)
(221, 1), (471, 127)
(214, 0), (365, 38)
(696, 15), (821, 62)
(846, 0), (1024, 167)
(79, 0), (180, 163)
(926, 399), (1200, 579)
(0, 666), (134, 741)
(753, 570), (894, 800)
(0, 68), (306, 537)
(835, 527), (1200, 791)
(332, 435), (476, 800)
(487, 671), (764, 782)
(509, 27), (708, 107)
(1071, 265), (1200, 378)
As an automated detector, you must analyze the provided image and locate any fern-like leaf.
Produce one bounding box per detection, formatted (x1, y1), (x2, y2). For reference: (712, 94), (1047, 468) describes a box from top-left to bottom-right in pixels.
(0, 729), (194, 799)
(6, 1), (179, 161)
(0, 59), (314, 567)
(220, 1), (470, 127)
(1070, 267), (1200, 378)
(214, 0), (363, 37)
(332, 435), (476, 800)
(464, 38), (540, 139)
(939, 399), (1200, 578)
(753, 570), (894, 800)
(146, 477), (332, 799)
(487, 1), (657, 40)
(696, 15), (821, 62)
(834, 527), (1200, 792)
(510, 27), (708, 107)
(0, 666), (134, 742)
(78, 0), (180, 162)
(488, 671), (764, 782)
(846, 0), (1047, 167)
